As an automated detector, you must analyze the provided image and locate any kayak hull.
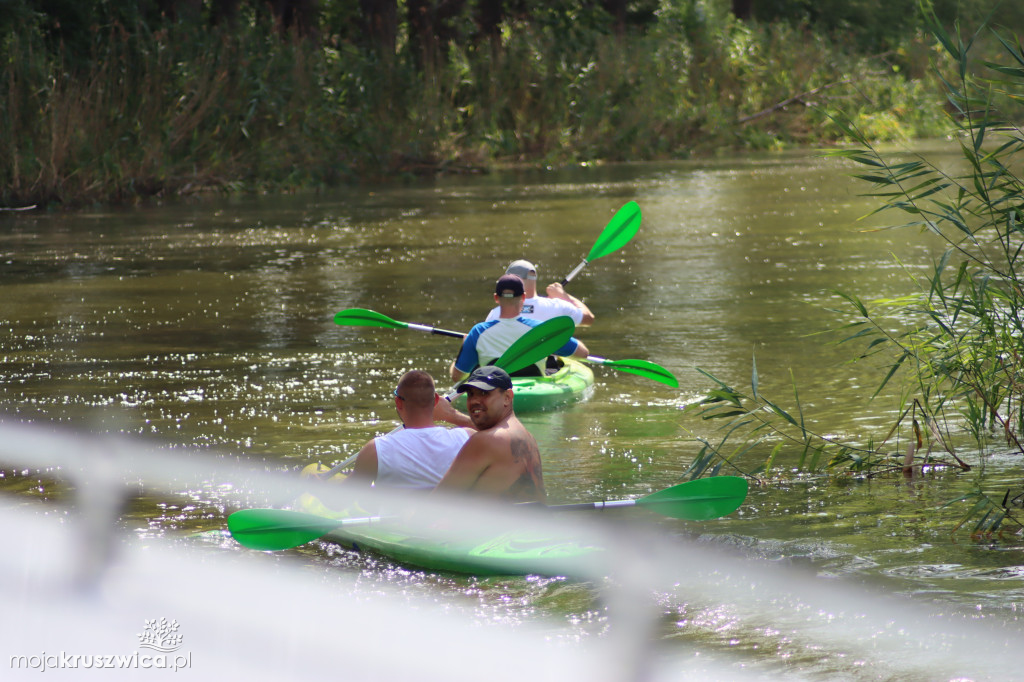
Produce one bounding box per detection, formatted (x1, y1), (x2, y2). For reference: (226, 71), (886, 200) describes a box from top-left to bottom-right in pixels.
(326, 521), (602, 576)
(455, 357), (594, 413)
(297, 465), (603, 576)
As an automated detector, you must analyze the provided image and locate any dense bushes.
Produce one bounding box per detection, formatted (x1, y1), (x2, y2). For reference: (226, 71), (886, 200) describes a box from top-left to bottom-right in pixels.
(1, 0), (1003, 207)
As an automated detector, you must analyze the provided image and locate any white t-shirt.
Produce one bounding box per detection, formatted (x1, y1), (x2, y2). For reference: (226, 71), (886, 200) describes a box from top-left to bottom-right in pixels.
(485, 296), (584, 325)
(374, 426), (471, 489)
(453, 317), (579, 375)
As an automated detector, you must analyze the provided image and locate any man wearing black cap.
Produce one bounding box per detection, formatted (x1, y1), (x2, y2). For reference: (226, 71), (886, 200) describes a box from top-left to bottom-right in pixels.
(433, 365), (545, 503)
(449, 274), (589, 382)
(485, 259), (594, 326)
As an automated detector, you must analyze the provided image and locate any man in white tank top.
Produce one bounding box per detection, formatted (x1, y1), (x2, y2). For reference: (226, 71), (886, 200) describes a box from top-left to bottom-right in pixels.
(342, 370), (474, 490)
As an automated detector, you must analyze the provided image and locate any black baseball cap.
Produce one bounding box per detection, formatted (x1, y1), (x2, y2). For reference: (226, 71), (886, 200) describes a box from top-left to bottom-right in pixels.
(495, 274), (525, 298)
(457, 365), (513, 392)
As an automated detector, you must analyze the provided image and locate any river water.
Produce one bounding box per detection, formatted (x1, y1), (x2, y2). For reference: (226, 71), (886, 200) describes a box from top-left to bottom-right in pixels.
(2, 144), (1022, 679)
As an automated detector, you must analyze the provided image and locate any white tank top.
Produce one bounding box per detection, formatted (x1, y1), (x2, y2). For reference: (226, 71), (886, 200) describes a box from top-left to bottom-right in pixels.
(375, 426), (471, 489)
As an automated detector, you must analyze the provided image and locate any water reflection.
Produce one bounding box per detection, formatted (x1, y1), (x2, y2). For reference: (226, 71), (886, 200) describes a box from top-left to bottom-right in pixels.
(1, 147), (1021, 676)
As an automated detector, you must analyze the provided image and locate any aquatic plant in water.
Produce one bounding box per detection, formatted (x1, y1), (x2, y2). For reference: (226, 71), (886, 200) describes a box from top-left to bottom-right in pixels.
(688, 11), (1024, 538)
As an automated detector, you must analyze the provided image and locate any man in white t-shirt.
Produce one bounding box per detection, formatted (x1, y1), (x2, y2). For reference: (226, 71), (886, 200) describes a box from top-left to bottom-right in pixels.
(484, 259), (594, 327)
(340, 370), (474, 490)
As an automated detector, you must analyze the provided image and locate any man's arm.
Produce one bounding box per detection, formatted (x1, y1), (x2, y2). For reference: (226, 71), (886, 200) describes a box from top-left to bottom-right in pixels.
(336, 439), (378, 486)
(546, 282), (595, 326)
(552, 335), (590, 360)
(433, 393), (476, 430)
(451, 326), (483, 382)
(450, 361), (468, 384)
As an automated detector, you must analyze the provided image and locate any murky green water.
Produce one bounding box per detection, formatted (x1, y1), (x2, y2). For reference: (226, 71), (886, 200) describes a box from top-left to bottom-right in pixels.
(2, 145), (1022, 678)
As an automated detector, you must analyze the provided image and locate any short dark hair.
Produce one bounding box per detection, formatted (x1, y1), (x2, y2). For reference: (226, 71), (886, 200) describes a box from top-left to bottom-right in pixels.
(396, 370), (436, 408)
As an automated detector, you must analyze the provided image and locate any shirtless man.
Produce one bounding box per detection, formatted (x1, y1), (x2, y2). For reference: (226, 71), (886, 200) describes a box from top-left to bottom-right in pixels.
(433, 365), (545, 504)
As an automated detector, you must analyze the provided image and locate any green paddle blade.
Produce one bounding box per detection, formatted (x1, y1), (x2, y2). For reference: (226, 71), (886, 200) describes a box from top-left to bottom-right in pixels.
(592, 357), (679, 388)
(334, 308), (408, 330)
(636, 476), (748, 520)
(495, 315), (576, 374)
(228, 508), (347, 551)
(587, 201), (641, 261)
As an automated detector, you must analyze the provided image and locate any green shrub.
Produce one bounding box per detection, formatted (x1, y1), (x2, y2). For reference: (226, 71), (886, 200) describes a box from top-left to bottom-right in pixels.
(0, 0), (955, 207)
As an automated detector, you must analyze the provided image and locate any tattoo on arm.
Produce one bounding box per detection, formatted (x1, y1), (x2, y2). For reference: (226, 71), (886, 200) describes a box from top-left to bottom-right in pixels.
(509, 435), (543, 499)
(510, 436), (538, 463)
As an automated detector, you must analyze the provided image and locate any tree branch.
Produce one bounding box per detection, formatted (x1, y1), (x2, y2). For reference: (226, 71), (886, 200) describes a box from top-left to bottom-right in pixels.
(737, 76), (879, 125)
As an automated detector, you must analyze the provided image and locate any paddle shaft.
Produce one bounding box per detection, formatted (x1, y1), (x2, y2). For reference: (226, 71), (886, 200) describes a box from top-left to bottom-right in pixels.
(408, 323), (463, 339)
(324, 316), (576, 473)
(542, 499), (637, 512)
(334, 308), (464, 338)
(323, 456), (358, 477)
(560, 259), (590, 286)
(328, 355), (678, 476)
(229, 476), (747, 550)
(263, 513), (388, 530)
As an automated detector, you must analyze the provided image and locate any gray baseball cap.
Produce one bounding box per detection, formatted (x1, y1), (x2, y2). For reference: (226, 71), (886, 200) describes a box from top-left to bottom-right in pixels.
(505, 259), (537, 280)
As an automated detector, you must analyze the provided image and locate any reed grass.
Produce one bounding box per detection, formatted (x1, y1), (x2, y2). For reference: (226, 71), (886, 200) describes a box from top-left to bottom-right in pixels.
(682, 15), (1024, 535)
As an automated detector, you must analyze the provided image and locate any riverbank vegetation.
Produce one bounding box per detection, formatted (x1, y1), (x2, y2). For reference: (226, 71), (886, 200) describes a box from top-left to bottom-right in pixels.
(689, 10), (1024, 537)
(2, 0), (1016, 208)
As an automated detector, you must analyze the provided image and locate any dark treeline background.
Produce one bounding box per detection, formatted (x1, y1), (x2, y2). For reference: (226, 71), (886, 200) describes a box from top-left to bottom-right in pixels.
(2, 0), (1020, 207)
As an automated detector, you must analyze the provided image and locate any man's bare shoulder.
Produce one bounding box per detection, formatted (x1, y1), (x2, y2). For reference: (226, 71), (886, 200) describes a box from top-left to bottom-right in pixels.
(473, 418), (538, 462)
(505, 416), (535, 440)
(464, 421), (511, 449)
(508, 431), (539, 461)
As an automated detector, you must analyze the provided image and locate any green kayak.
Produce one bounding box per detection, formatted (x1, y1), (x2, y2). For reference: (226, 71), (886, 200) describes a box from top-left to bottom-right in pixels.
(296, 480), (603, 576)
(229, 468), (749, 575)
(454, 357), (594, 413)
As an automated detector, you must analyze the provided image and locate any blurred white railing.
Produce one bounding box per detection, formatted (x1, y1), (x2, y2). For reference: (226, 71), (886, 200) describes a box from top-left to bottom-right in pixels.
(1, 418), (1021, 681)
